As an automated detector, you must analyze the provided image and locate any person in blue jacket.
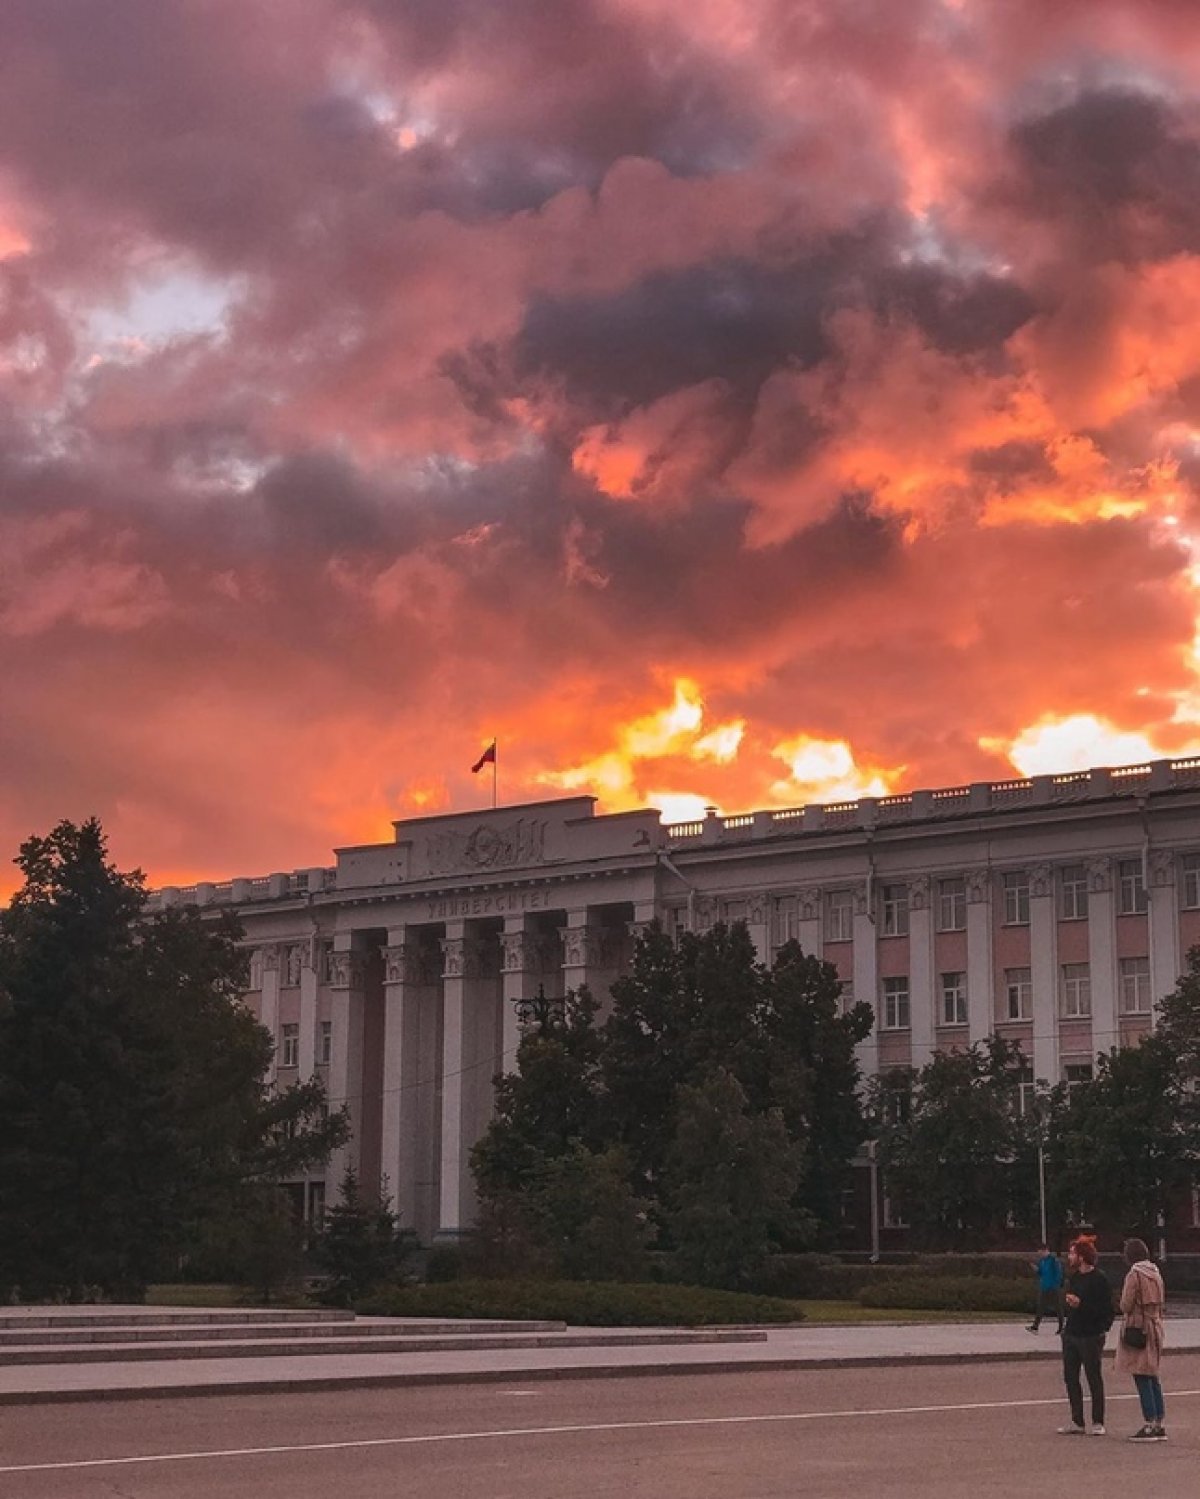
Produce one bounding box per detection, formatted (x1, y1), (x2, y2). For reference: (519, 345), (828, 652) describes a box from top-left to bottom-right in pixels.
(1028, 1243), (1064, 1334)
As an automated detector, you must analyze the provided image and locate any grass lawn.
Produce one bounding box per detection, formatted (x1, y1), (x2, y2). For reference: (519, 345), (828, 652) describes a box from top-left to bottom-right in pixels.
(795, 1300), (1020, 1325)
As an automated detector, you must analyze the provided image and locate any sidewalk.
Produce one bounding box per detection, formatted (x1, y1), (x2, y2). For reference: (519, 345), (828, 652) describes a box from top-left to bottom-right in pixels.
(4, 1316), (1200, 1406)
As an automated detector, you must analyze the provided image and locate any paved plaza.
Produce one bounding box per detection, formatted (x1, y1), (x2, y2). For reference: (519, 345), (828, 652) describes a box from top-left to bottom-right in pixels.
(3, 1354), (1200, 1498)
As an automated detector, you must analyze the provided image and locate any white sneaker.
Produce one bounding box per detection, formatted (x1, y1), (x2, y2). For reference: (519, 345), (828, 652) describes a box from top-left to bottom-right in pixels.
(1057, 1425), (1085, 1435)
(1090, 1425), (1106, 1436)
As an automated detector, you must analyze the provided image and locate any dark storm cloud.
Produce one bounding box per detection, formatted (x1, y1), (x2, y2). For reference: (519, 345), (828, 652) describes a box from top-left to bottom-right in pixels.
(1007, 87), (1200, 261)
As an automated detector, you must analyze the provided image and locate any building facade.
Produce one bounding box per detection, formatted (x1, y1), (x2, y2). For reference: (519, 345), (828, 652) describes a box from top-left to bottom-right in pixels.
(151, 760), (1200, 1244)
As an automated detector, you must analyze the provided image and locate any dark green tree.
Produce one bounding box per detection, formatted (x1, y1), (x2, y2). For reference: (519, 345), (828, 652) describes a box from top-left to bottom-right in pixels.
(0, 818), (348, 1300)
(661, 1068), (807, 1288)
(765, 943), (873, 1238)
(312, 1168), (415, 1304)
(1045, 948), (1200, 1240)
(872, 1035), (1032, 1248)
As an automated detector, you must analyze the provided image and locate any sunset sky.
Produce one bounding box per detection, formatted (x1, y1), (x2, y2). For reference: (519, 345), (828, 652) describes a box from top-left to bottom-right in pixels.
(5, 0), (1200, 891)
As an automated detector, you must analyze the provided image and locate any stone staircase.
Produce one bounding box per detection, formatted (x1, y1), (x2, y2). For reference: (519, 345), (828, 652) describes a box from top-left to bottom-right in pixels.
(0, 1306), (766, 1369)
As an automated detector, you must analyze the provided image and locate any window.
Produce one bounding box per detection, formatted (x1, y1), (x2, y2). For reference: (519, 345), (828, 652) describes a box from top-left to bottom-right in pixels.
(1192, 1185), (1200, 1231)
(1059, 864), (1088, 921)
(319, 940), (335, 982)
(882, 1195), (910, 1229)
(318, 1019), (333, 1065)
(881, 883), (909, 937)
(880, 1072), (912, 1125)
(1119, 956), (1152, 1015)
(1183, 855), (1200, 910)
(1064, 1061), (1094, 1094)
(1117, 858), (1148, 916)
(881, 976), (910, 1030)
(826, 889), (854, 943)
(307, 1181), (326, 1226)
(1060, 963), (1091, 1019)
(1004, 967), (1032, 1022)
(1016, 1066), (1036, 1118)
(938, 877), (967, 932)
(774, 898), (800, 949)
(280, 1023), (299, 1068)
(839, 979), (855, 1013)
(940, 971), (968, 1027)
(1003, 871), (1030, 925)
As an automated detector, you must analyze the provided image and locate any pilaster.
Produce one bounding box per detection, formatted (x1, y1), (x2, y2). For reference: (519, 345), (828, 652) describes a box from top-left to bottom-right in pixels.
(380, 930), (441, 1241)
(1029, 864), (1058, 1085)
(908, 878), (935, 1068)
(852, 883), (879, 1077)
(260, 945), (281, 1085)
(326, 935), (368, 1193)
(1148, 851), (1180, 1023)
(438, 922), (500, 1237)
(965, 870), (993, 1044)
(1086, 858), (1117, 1054)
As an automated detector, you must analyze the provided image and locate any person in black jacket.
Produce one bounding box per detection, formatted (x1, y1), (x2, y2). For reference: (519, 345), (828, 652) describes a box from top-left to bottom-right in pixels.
(1058, 1239), (1114, 1436)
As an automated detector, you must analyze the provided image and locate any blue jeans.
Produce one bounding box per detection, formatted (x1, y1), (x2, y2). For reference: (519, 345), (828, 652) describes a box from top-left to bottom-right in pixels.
(1134, 1374), (1165, 1423)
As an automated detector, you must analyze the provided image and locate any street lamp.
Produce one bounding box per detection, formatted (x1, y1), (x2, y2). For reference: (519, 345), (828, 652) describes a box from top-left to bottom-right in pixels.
(867, 1138), (880, 1263)
(514, 985), (564, 1033)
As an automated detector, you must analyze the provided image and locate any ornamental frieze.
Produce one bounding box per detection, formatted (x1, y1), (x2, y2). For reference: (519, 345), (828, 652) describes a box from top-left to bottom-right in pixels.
(424, 817), (548, 877)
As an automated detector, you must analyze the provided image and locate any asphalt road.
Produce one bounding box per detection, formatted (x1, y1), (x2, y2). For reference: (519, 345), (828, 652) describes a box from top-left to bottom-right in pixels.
(3, 1354), (1200, 1499)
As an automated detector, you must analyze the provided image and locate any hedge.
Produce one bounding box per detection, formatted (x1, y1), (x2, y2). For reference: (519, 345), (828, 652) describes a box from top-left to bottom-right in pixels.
(857, 1276), (1033, 1313)
(357, 1278), (806, 1326)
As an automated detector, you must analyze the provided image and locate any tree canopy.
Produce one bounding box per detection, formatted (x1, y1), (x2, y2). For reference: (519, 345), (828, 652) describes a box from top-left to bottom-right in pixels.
(0, 818), (347, 1300)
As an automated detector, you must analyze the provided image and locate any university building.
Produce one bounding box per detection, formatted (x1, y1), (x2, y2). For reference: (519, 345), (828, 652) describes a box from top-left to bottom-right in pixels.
(151, 758), (1200, 1244)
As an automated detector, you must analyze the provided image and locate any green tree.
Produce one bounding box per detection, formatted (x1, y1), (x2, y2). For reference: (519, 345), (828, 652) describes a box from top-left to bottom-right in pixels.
(1045, 949), (1200, 1239)
(313, 1168), (415, 1304)
(872, 1036), (1031, 1248)
(765, 943), (873, 1239)
(0, 818), (348, 1300)
(662, 1068), (807, 1288)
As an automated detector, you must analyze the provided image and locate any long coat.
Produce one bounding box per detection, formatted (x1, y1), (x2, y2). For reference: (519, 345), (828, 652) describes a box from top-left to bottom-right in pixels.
(1113, 1260), (1166, 1378)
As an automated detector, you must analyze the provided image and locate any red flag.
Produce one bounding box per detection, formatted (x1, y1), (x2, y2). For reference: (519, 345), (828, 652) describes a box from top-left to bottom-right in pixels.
(471, 741), (496, 774)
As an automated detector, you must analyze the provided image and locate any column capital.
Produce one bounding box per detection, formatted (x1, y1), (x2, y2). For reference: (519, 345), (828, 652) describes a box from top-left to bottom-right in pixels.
(1150, 850), (1176, 887)
(500, 929), (552, 975)
(964, 869), (990, 904)
(384, 941), (439, 986)
(797, 887), (823, 921)
(908, 875), (931, 911)
(1086, 856), (1112, 892)
(261, 943), (281, 973)
(561, 925), (624, 970)
(440, 935), (495, 980)
(327, 949), (367, 990)
(1029, 863), (1053, 899)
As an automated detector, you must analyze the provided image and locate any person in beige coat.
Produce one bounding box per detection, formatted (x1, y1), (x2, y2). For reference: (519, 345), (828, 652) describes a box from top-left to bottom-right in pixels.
(1114, 1237), (1167, 1441)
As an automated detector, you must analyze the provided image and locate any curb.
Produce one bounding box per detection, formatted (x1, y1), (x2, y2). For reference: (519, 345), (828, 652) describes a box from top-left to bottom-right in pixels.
(0, 1345), (1076, 1407)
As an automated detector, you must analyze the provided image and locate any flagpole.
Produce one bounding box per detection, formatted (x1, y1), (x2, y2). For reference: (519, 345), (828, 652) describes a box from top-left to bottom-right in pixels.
(492, 739), (498, 809)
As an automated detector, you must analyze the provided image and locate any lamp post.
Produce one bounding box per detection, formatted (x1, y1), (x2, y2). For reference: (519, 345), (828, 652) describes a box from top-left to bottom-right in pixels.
(867, 1138), (881, 1263)
(514, 985), (564, 1034)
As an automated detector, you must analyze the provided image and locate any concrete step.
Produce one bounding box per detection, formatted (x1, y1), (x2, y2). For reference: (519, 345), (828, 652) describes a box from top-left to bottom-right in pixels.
(0, 1307), (353, 1330)
(0, 1317), (566, 1347)
(0, 1327), (766, 1368)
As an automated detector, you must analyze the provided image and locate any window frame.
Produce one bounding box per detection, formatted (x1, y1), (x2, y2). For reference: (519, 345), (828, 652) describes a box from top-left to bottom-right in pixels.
(881, 975), (911, 1031)
(940, 970), (968, 1027)
(1117, 858), (1148, 916)
(1060, 962), (1092, 1019)
(825, 889), (854, 943)
(937, 876), (967, 932)
(1004, 966), (1033, 1022)
(318, 1019), (333, 1066)
(880, 883), (910, 938)
(1182, 855), (1200, 911)
(280, 1022), (300, 1069)
(1059, 864), (1089, 922)
(1119, 956), (1152, 1015)
(1002, 871), (1030, 926)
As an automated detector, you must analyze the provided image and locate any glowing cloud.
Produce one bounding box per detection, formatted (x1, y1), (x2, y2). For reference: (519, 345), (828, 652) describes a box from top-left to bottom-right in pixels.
(985, 716), (1194, 777)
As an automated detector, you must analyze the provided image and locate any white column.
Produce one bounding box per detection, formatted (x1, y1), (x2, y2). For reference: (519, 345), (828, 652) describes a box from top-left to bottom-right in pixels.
(908, 878), (935, 1069)
(437, 923), (499, 1237)
(966, 870), (993, 1044)
(259, 945), (281, 1085)
(853, 883), (879, 1078)
(1029, 864), (1058, 1086)
(326, 936), (367, 1196)
(380, 930), (439, 1237)
(298, 938), (318, 1083)
(562, 909), (624, 1011)
(1148, 851), (1181, 1021)
(1086, 859), (1118, 1055)
(500, 920), (550, 1074)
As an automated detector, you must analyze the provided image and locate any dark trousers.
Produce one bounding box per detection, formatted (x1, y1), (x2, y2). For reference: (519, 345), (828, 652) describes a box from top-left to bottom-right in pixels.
(1062, 1333), (1106, 1427)
(1032, 1288), (1063, 1330)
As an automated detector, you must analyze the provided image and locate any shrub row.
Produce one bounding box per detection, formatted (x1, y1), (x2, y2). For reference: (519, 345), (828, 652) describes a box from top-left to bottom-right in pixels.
(856, 1276), (1035, 1313)
(357, 1278), (806, 1326)
(750, 1252), (1032, 1301)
